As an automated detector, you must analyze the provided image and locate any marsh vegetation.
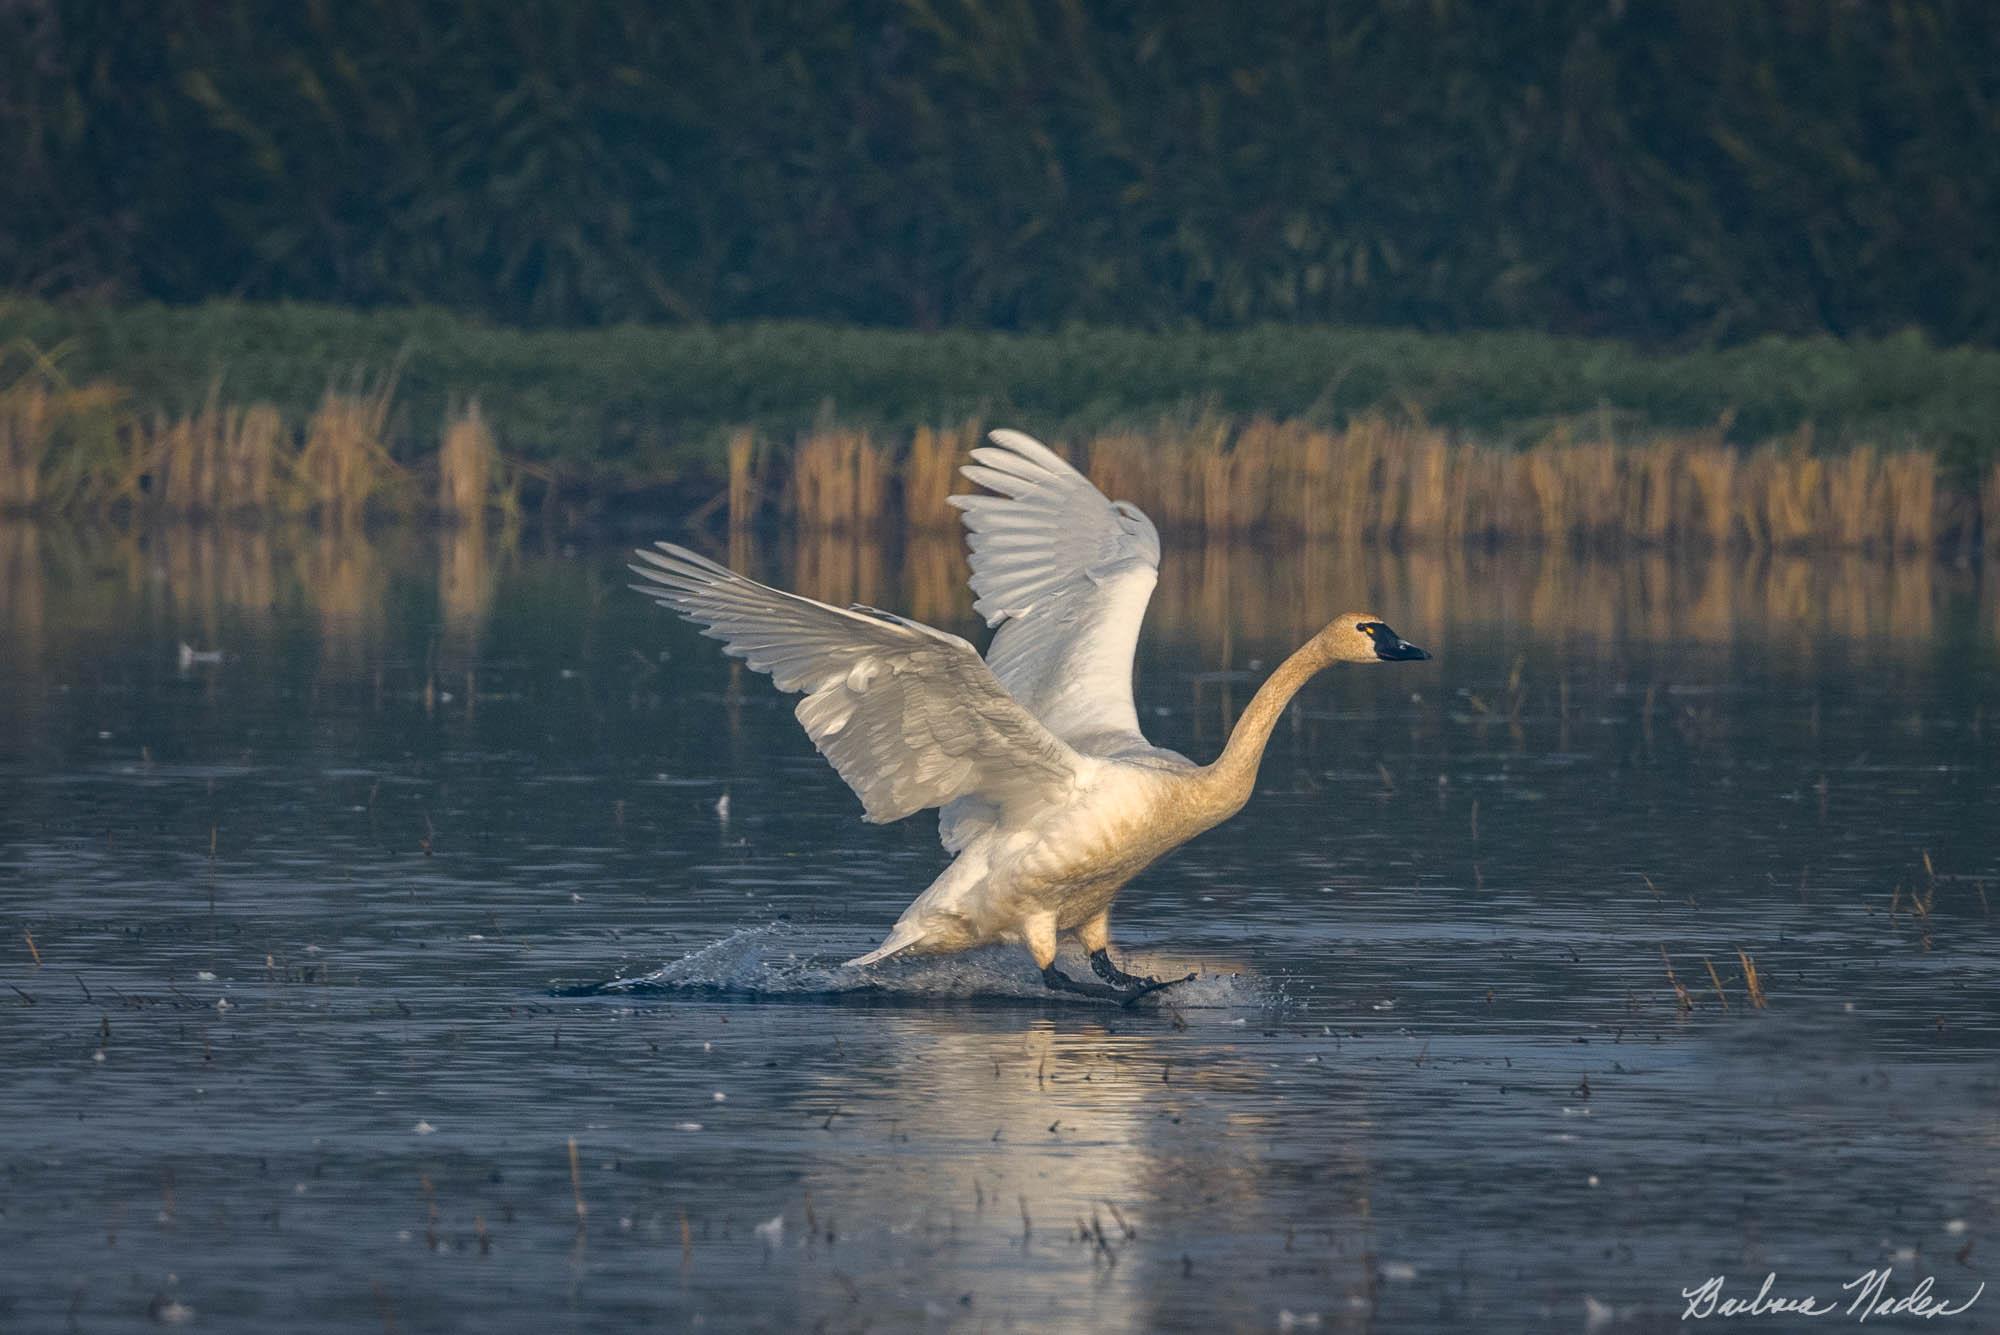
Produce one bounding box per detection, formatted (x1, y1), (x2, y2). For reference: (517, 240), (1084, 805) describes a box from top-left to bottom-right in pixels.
(4, 305), (1998, 550)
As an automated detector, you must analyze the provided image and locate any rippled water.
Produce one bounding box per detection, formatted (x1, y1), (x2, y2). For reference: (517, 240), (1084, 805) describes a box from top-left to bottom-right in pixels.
(1, 523), (1996, 1332)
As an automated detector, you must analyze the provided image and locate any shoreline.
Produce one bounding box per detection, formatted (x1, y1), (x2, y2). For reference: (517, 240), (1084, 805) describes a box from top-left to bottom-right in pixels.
(3, 299), (1997, 550)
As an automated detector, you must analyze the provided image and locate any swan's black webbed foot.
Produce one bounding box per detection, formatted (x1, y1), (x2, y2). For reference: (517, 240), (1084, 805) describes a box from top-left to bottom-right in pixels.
(1089, 949), (1152, 988)
(1044, 962), (1199, 1008)
(1121, 971), (1198, 1006)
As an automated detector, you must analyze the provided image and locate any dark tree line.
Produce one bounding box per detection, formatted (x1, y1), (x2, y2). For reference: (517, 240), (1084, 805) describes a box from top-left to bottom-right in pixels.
(3, 0), (1995, 343)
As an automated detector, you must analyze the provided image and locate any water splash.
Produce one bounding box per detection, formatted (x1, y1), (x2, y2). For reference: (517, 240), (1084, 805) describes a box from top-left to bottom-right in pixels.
(557, 921), (1271, 1010)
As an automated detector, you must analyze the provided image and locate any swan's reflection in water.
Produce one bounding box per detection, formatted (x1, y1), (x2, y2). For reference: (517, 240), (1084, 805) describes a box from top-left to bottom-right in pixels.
(703, 1006), (1383, 1329)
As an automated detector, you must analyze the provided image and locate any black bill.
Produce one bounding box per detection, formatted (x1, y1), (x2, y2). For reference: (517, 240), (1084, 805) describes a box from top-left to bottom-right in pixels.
(1362, 622), (1432, 661)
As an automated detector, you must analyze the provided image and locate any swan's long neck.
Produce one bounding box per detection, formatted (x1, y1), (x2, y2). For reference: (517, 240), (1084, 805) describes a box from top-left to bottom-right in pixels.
(1198, 642), (1327, 812)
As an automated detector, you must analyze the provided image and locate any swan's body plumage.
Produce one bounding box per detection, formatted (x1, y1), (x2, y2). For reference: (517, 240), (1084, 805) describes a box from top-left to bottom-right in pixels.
(631, 429), (1430, 998)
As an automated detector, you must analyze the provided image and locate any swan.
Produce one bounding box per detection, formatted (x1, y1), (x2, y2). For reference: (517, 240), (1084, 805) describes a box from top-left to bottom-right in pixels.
(630, 429), (1431, 1004)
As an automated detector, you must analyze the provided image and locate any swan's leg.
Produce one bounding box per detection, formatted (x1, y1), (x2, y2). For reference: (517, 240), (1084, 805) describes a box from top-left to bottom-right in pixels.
(1089, 950), (1149, 987)
(1079, 910), (1162, 988)
(1028, 913), (1128, 1001)
(1031, 913), (1194, 1007)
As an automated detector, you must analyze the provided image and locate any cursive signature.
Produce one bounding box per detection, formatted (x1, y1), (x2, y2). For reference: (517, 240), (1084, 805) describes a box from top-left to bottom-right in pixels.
(1682, 1270), (1985, 1323)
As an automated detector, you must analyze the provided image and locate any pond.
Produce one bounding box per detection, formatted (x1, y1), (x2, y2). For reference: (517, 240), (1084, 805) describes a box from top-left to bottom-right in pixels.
(1, 522), (1995, 1332)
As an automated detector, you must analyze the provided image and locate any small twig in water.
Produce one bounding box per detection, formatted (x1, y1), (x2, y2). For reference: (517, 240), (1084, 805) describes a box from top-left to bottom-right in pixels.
(420, 1175), (438, 1250)
(1087, 1210), (1116, 1262)
(1738, 949), (1766, 1009)
(23, 929), (41, 967)
(567, 1137), (588, 1228)
(1660, 946), (1692, 1014)
(1702, 957), (1730, 1011)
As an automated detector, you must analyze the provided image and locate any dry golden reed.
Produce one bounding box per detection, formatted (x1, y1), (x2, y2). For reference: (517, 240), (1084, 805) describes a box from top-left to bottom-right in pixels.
(996, 411), (1936, 547)
(725, 429), (764, 533)
(786, 429), (888, 532)
(757, 414), (1966, 553)
(295, 377), (403, 525)
(840, 416), (1950, 552)
(0, 384), (53, 511)
(904, 422), (979, 531)
(438, 401), (497, 522)
(0, 352), (1982, 556)
(139, 392), (286, 516)
(0, 357), (125, 513)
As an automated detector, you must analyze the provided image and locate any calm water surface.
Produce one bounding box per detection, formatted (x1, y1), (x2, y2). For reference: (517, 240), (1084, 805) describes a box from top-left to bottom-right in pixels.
(1, 524), (1996, 1333)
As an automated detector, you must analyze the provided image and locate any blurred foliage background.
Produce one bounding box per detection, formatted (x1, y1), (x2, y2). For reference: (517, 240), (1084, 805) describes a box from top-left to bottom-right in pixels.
(4, 0), (1996, 343)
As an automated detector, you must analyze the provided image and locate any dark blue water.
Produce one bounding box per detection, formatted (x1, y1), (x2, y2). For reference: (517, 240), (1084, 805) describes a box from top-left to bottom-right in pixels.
(1, 524), (1995, 1332)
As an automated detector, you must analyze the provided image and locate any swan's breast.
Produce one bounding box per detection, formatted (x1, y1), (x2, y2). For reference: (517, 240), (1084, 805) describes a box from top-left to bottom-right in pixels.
(1023, 764), (1202, 889)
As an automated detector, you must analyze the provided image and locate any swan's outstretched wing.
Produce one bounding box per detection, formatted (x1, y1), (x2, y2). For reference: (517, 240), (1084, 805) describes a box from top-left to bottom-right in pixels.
(952, 429), (1161, 750)
(630, 542), (1084, 825)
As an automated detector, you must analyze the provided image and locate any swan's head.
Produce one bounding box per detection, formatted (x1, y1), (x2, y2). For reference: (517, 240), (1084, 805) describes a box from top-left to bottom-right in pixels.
(1314, 614), (1432, 665)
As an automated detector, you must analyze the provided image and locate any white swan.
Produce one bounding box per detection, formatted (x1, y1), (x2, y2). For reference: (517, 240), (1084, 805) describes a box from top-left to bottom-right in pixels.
(630, 429), (1431, 1003)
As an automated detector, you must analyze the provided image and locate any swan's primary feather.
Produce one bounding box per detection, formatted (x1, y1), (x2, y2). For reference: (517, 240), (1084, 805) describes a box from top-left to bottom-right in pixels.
(950, 428), (1162, 753)
(629, 543), (1084, 826)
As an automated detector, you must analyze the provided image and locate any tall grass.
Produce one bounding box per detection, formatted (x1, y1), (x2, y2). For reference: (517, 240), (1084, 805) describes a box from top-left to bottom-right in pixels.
(438, 401), (497, 523)
(783, 418), (1956, 551)
(0, 352), (124, 513)
(0, 327), (1983, 550)
(724, 430), (764, 533)
(143, 393), (285, 516)
(0, 383), (52, 511)
(295, 378), (401, 525)
(7, 301), (1999, 483)
(904, 423), (978, 531)
(785, 429), (888, 534)
(0, 352), (521, 522)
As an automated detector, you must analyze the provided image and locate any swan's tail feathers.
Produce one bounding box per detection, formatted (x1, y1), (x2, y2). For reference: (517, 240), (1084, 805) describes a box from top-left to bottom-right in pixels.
(844, 922), (927, 969)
